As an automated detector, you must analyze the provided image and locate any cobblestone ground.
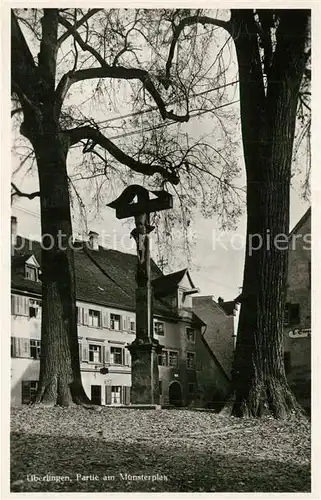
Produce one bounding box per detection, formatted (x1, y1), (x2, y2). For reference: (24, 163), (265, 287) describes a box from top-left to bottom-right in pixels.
(10, 406), (311, 493)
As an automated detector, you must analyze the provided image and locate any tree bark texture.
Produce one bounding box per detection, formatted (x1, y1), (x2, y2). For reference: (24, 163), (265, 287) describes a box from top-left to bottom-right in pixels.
(230, 10), (310, 417)
(13, 9), (90, 405)
(32, 131), (90, 406)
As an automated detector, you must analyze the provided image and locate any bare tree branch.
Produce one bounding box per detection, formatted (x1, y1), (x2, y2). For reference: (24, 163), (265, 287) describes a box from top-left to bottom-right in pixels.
(11, 108), (23, 117)
(55, 66), (190, 123)
(57, 9), (102, 47)
(67, 126), (181, 184)
(165, 15), (231, 87)
(11, 10), (38, 105)
(11, 182), (40, 200)
(58, 14), (107, 66)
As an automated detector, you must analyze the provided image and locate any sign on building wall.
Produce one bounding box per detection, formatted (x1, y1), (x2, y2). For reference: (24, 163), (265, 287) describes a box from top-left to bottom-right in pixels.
(288, 328), (311, 339)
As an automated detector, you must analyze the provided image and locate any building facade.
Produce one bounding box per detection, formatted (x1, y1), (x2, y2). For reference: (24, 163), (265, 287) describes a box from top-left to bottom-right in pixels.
(192, 296), (239, 378)
(283, 208), (311, 408)
(11, 218), (230, 407)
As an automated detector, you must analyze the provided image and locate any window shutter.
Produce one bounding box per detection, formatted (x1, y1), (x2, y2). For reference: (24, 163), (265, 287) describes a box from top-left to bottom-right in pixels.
(78, 343), (82, 362)
(16, 296), (21, 315)
(82, 344), (89, 362)
(119, 315), (123, 331)
(21, 296), (29, 316)
(125, 386), (131, 405)
(284, 303), (290, 325)
(11, 295), (18, 315)
(105, 385), (112, 405)
(125, 350), (130, 366)
(11, 337), (18, 357)
(291, 304), (300, 325)
(21, 381), (31, 404)
(104, 346), (110, 365)
(77, 307), (81, 324)
(11, 337), (16, 357)
(83, 308), (89, 326)
(18, 338), (30, 358)
(102, 310), (109, 328)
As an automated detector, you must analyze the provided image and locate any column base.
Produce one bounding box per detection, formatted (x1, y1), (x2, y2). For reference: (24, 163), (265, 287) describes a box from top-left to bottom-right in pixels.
(127, 339), (163, 405)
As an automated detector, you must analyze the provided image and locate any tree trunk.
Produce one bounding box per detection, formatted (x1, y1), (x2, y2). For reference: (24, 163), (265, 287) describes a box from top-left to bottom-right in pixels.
(32, 132), (90, 406)
(230, 10), (309, 417)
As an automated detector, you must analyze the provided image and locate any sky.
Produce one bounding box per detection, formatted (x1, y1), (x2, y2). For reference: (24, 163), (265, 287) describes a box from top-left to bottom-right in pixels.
(11, 8), (310, 303)
(11, 175), (309, 302)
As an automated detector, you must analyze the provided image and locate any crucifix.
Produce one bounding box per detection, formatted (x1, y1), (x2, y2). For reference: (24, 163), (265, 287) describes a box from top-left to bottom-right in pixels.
(107, 185), (173, 405)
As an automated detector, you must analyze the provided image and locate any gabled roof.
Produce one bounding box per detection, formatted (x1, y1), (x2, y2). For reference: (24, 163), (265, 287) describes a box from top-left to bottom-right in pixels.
(235, 208), (311, 304)
(152, 268), (196, 292)
(25, 254), (40, 267)
(200, 334), (231, 382)
(193, 295), (236, 316)
(218, 300), (237, 316)
(289, 207), (311, 239)
(192, 312), (206, 327)
(11, 236), (179, 319)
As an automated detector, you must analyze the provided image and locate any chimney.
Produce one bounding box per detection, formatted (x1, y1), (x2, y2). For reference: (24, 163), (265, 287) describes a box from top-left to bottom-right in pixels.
(11, 216), (17, 250)
(218, 296), (224, 304)
(88, 231), (99, 251)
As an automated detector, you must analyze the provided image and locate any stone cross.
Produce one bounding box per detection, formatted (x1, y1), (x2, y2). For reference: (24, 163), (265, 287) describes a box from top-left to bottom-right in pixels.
(107, 185), (173, 405)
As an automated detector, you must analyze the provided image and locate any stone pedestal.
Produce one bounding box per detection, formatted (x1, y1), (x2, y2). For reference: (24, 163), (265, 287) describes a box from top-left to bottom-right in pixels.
(127, 339), (163, 405)
(135, 285), (153, 340)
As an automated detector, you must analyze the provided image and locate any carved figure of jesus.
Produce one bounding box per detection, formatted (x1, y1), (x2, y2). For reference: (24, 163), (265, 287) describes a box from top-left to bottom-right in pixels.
(130, 213), (154, 284)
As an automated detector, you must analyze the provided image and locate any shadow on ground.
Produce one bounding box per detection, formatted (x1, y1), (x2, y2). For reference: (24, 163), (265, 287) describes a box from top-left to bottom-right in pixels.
(11, 431), (310, 493)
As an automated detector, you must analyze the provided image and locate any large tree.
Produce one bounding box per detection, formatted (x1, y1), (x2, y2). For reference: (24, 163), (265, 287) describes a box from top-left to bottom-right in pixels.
(11, 8), (240, 405)
(165, 9), (310, 417)
(12, 8), (310, 415)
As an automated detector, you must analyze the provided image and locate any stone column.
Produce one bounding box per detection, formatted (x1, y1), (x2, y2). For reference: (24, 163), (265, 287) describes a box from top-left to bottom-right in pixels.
(127, 213), (162, 405)
(127, 338), (162, 404)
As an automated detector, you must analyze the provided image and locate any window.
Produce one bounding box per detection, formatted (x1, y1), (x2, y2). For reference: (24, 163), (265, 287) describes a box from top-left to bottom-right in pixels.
(25, 265), (37, 281)
(129, 320), (136, 332)
(154, 320), (165, 336)
(89, 344), (102, 363)
(111, 386), (121, 404)
(188, 383), (196, 394)
(284, 352), (291, 374)
(30, 339), (41, 360)
(110, 347), (123, 365)
(158, 350), (178, 367)
(169, 351), (178, 367)
(29, 299), (42, 319)
(110, 314), (121, 330)
(158, 352), (166, 366)
(88, 309), (101, 328)
(22, 381), (38, 404)
(187, 352), (196, 369)
(186, 327), (195, 343)
(285, 303), (300, 326)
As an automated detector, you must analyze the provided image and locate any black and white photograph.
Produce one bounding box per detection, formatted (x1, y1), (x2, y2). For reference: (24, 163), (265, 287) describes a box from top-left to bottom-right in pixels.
(3, 2), (317, 495)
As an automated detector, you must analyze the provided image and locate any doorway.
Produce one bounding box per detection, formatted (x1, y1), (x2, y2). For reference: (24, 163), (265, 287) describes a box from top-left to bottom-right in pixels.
(91, 385), (101, 405)
(169, 381), (182, 407)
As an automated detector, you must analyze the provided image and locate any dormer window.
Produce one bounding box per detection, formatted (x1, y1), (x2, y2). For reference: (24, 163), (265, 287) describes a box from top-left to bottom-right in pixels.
(25, 265), (37, 281)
